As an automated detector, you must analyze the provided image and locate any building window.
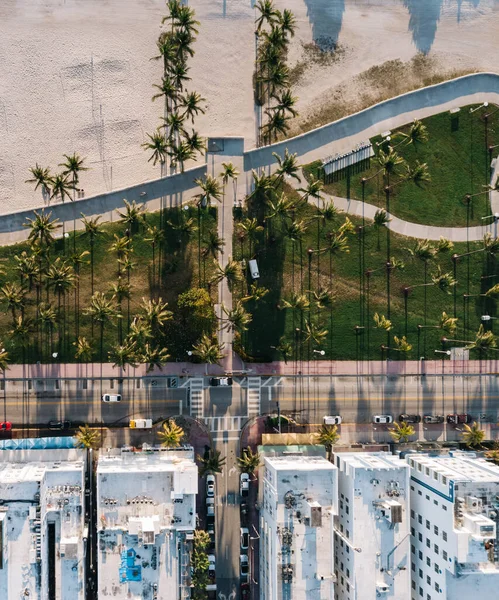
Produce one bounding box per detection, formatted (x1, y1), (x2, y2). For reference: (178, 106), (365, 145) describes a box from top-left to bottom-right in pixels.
(411, 485), (415, 491)
(346, 530), (350, 539)
(346, 506), (349, 515)
(434, 563), (439, 574)
(335, 556), (338, 564)
(340, 524), (344, 533)
(433, 472), (438, 481)
(442, 476), (447, 485)
(435, 583), (440, 592)
(442, 531), (447, 542)
(443, 505), (447, 512)
(419, 533), (423, 542)
(425, 467), (430, 475)
(426, 557), (431, 567)
(346, 546), (350, 554)
(426, 538), (431, 549)
(426, 575), (431, 585)
(340, 540), (344, 548)
(411, 509), (415, 519)
(434, 500), (438, 506)
(418, 464), (422, 472)
(411, 544), (415, 554)
(411, 527), (415, 536)
(346, 583), (350, 592)
(418, 490), (422, 496)
(347, 569), (350, 578)
(426, 520), (430, 530)
(341, 563), (344, 571)
(426, 495), (430, 501)
(419, 569), (423, 579)
(412, 562), (416, 572)
(419, 586), (423, 597)
(412, 581), (416, 591)
(418, 551), (423, 560)
(443, 550), (448, 561)
(340, 501), (343, 509)
(418, 515), (423, 524)
(434, 525), (439, 535)
(427, 595), (432, 600)
(434, 544), (439, 555)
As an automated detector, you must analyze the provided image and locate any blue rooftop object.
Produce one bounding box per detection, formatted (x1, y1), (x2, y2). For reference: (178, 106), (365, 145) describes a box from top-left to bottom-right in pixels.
(119, 548), (141, 583)
(0, 436), (77, 450)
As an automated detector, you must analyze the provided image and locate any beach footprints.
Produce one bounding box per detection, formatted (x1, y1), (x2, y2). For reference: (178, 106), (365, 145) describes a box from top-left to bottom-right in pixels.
(60, 57), (131, 103)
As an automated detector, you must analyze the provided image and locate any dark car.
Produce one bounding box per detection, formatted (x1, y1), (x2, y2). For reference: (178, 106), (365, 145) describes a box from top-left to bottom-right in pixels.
(447, 414), (472, 425)
(240, 502), (249, 526)
(423, 415), (445, 424)
(240, 583), (250, 599)
(48, 420), (72, 430)
(399, 414), (421, 424)
(0, 421), (12, 432)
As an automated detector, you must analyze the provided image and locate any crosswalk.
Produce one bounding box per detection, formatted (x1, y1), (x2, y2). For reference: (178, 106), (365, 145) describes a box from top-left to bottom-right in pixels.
(189, 378), (204, 418)
(203, 416), (246, 433)
(247, 377), (261, 417)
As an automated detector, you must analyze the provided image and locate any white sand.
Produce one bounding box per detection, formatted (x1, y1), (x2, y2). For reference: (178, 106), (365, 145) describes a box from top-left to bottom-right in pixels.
(1, 0), (499, 213)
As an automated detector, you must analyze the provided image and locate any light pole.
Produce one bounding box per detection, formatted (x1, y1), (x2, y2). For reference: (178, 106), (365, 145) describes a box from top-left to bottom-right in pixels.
(313, 349), (325, 356)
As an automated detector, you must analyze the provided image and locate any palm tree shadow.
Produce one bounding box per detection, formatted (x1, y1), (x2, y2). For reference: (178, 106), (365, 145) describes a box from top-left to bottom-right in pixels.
(302, 0), (345, 48)
(402, 0), (444, 54)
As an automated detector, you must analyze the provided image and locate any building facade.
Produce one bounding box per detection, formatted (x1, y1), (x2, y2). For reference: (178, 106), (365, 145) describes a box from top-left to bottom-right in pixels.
(0, 448), (87, 600)
(97, 445), (198, 600)
(334, 453), (411, 600)
(408, 451), (499, 599)
(259, 452), (338, 600)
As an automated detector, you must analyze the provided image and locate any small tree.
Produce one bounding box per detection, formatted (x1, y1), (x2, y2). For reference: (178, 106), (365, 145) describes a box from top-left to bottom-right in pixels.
(197, 448), (226, 477)
(317, 424), (340, 460)
(461, 422), (485, 448)
(389, 421), (415, 443)
(237, 448), (261, 475)
(157, 419), (184, 448)
(75, 425), (100, 449)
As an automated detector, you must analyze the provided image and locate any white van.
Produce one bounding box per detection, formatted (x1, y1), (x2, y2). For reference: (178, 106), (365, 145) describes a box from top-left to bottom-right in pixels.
(248, 259), (260, 279)
(324, 415), (342, 425)
(129, 419), (152, 429)
(102, 394), (122, 402)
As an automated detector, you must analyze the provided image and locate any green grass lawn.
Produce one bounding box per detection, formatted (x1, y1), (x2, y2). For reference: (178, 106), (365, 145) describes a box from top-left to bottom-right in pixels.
(234, 185), (499, 362)
(303, 104), (499, 227)
(0, 204), (218, 364)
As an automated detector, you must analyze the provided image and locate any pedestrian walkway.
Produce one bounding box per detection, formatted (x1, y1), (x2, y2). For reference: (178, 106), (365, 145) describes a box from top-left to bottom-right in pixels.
(189, 378), (204, 418)
(292, 167), (499, 242)
(247, 377), (261, 418)
(203, 416), (246, 433)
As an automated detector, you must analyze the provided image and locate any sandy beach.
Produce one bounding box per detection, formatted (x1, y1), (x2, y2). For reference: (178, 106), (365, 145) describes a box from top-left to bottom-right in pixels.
(1, 0), (499, 213)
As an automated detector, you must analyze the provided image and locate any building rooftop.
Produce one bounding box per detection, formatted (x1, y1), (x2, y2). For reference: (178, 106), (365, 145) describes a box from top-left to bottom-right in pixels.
(97, 446), (197, 600)
(337, 452), (408, 471)
(410, 452), (499, 483)
(0, 449), (86, 600)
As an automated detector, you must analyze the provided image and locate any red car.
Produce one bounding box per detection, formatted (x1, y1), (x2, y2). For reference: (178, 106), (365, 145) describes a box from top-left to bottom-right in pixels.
(447, 414), (472, 425)
(241, 583), (250, 599)
(0, 421), (12, 432)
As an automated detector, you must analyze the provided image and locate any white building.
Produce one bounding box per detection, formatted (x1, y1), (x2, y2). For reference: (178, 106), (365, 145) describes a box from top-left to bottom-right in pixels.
(259, 451), (338, 600)
(0, 448), (87, 600)
(334, 453), (411, 600)
(408, 451), (499, 599)
(97, 445), (198, 600)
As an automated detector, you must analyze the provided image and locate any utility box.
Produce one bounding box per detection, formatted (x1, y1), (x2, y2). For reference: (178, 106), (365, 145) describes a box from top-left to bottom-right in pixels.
(129, 419), (153, 429)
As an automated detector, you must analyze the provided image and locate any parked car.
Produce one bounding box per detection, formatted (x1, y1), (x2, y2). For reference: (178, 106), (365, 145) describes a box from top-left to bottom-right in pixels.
(48, 420), (71, 430)
(240, 583), (250, 600)
(208, 555), (216, 579)
(207, 522), (215, 546)
(240, 473), (249, 497)
(207, 514), (215, 527)
(323, 415), (342, 425)
(206, 497), (215, 517)
(240, 554), (249, 581)
(0, 421), (12, 432)
(447, 414), (472, 425)
(399, 414), (421, 423)
(206, 474), (215, 498)
(240, 527), (249, 550)
(423, 415), (445, 424)
(240, 502), (248, 525)
(102, 394), (122, 402)
(209, 377), (233, 387)
(373, 415), (393, 424)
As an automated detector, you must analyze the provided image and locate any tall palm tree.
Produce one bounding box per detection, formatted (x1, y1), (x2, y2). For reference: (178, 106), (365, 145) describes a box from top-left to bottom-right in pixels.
(118, 200), (146, 235)
(110, 234), (133, 276)
(50, 173), (74, 204)
(222, 301), (252, 332)
(140, 343), (170, 373)
(221, 161), (239, 214)
(195, 175), (222, 207)
(142, 130), (169, 168)
(237, 448), (261, 475)
(197, 448), (226, 477)
(24, 210), (61, 249)
(211, 258), (244, 289)
(144, 225), (165, 292)
(271, 88), (298, 118)
(389, 421), (415, 443)
(10, 316), (33, 363)
(83, 292), (121, 361)
(255, 0), (280, 33)
(75, 425), (101, 449)
(110, 278), (131, 342)
(180, 91), (206, 120)
(192, 334), (225, 365)
(73, 336), (93, 362)
(302, 320), (328, 347)
(37, 302), (58, 360)
(59, 153), (88, 199)
(204, 230), (225, 259)
(397, 119), (429, 148)
(108, 340), (138, 371)
(373, 209), (391, 250)
(157, 418), (184, 447)
(261, 110), (291, 144)
(14, 251), (39, 291)
(168, 142), (196, 173)
(1, 282), (26, 323)
(127, 317), (152, 348)
(317, 424), (340, 460)
(238, 218), (263, 258)
(278, 8), (296, 39)
(26, 164), (53, 200)
(80, 213), (102, 299)
(461, 422), (485, 448)
(139, 297), (173, 334)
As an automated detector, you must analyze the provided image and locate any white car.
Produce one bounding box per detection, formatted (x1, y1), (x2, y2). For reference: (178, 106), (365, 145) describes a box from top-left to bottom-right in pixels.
(208, 554), (216, 579)
(373, 415), (393, 424)
(209, 377), (233, 386)
(240, 554), (249, 580)
(206, 497), (215, 517)
(240, 473), (249, 497)
(206, 474), (215, 498)
(240, 527), (249, 550)
(102, 394), (122, 402)
(323, 415), (342, 425)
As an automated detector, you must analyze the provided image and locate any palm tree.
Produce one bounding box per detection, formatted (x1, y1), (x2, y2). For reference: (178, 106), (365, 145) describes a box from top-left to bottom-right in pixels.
(180, 91), (206, 120)
(139, 297), (173, 334)
(152, 75), (178, 103)
(73, 336), (93, 362)
(26, 164), (53, 200)
(261, 110), (291, 144)
(110, 234), (133, 276)
(274, 337), (293, 363)
(397, 119), (429, 148)
(255, 0), (280, 32)
(83, 292), (121, 361)
(195, 175), (222, 207)
(144, 225), (165, 292)
(309, 288), (335, 310)
(183, 130), (206, 156)
(37, 302), (58, 359)
(75, 425), (101, 449)
(279, 292), (310, 316)
(373, 313), (392, 331)
(9, 316), (33, 362)
(437, 237), (454, 253)
(376, 147), (406, 182)
(118, 200), (146, 235)
(237, 448), (261, 474)
(14, 251), (39, 291)
(403, 161), (431, 188)
(211, 258), (244, 289)
(241, 282), (269, 303)
(389, 421), (415, 443)
(169, 141), (196, 172)
(192, 334), (225, 365)
(80, 214), (102, 298)
(1, 282), (25, 322)
(373, 209), (391, 250)
(24, 210), (61, 249)
(317, 424), (340, 460)
(278, 8), (296, 39)
(176, 4), (200, 35)
(59, 153), (88, 199)
(108, 340), (138, 371)
(140, 343), (170, 373)
(302, 320), (328, 346)
(142, 130), (169, 168)
(110, 279), (131, 342)
(461, 422), (485, 448)
(157, 418), (185, 447)
(50, 173), (74, 204)
(128, 317), (152, 348)
(204, 230), (225, 258)
(238, 218), (263, 257)
(197, 448), (226, 477)
(222, 301), (252, 332)
(271, 88), (298, 118)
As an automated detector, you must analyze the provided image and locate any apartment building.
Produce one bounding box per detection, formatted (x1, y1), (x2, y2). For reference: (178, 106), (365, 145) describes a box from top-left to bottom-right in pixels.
(97, 445), (198, 600)
(334, 452), (411, 600)
(0, 448), (87, 600)
(259, 451), (338, 600)
(408, 451), (499, 599)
